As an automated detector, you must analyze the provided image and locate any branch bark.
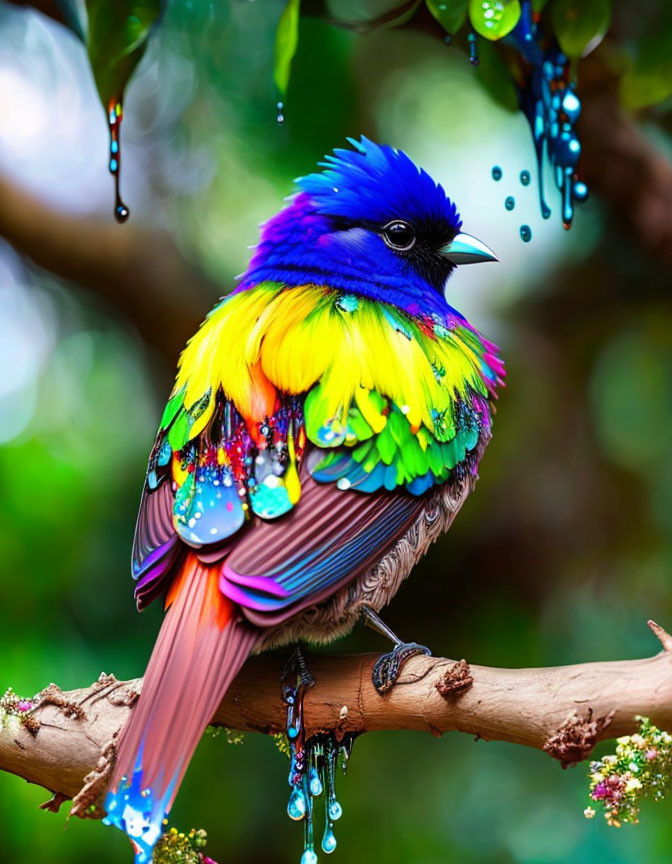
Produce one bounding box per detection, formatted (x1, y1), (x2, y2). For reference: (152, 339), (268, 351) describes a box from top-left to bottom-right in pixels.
(1, 623), (671, 815)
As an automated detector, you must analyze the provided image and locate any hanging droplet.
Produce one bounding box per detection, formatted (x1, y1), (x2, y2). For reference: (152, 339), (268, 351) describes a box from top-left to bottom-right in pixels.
(107, 99), (130, 223)
(301, 851), (318, 864)
(328, 800), (343, 821)
(520, 170), (531, 186)
(504, 196), (515, 211)
(573, 181), (589, 203)
(322, 822), (337, 854)
(467, 32), (479, 66)
(288, 787), (307, 821)
(520, 224), (532, 242)
(491, 166), (502, 181)
(277, 101), (285, 125)
(444, 34), (453, 46)
(309, 766), (323, 798)
(507, 0), (588, 227)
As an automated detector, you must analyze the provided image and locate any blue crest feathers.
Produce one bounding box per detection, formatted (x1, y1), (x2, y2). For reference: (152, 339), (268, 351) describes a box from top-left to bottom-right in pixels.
(296, 136), (462, 229)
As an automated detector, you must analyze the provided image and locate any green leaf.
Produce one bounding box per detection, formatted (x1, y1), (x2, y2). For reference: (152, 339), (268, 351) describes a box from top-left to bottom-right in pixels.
(86, 0), (164, 108)
(54, 0), (87, 42)
(468, 0), (521, 41)
(550, 0), (611, 59)
(324, 0), (421, 30)
(426, 0), (468, 35)
(274, 0), (302, 96)
(620, 15), (672, 109)
(379, 0), (423, 29)
(475, 38), (519, 111)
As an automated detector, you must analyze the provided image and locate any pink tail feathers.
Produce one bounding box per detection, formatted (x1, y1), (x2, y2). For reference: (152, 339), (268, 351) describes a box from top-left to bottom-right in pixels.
(104, 554), (257, 862)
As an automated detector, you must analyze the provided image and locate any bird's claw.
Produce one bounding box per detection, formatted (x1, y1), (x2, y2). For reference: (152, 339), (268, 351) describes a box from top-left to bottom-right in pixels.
(282, 644), (315, 693)
(372, 642), (432, 694)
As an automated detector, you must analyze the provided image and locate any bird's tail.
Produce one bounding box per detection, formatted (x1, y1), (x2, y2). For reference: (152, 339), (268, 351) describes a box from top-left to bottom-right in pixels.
(104, 553), (257, 862)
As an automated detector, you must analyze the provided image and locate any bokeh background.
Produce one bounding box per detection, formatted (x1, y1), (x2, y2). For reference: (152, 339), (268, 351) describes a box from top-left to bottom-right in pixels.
(1, 1), (672, 862)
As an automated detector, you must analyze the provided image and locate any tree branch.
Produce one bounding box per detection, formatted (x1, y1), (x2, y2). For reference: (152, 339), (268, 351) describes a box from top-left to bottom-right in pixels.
(1, 623), (671, 815)
(0, 173), (216, 362)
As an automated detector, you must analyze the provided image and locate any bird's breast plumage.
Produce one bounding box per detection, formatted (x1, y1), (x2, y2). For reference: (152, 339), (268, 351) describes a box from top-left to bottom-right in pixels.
(132, 281), (504, 627)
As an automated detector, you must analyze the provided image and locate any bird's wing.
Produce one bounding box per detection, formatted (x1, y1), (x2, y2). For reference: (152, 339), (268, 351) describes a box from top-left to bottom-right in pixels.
(132, 282), (503, 614)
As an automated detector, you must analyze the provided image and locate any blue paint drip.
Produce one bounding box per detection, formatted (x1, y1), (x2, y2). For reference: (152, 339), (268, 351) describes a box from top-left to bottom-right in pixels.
(103, 759), (172, 864)
(520, 224), (532, 242)
(505, 196), (515, 211)
(506, 0), (587, 228)
(491, 165), (502, 181)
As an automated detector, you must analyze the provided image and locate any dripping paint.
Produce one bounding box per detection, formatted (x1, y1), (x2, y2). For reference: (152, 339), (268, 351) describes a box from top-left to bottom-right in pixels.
(506, 0), (588, 228)
(108, 99), (130, 223)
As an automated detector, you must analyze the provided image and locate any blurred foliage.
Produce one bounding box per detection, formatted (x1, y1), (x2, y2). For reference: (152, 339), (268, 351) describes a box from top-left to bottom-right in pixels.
(0, 1), (672, 864)
(47, 0), (672, 133)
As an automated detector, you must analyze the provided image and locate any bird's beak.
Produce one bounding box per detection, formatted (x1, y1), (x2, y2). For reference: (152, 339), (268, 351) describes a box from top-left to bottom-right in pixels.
(441, 232), (498, 265)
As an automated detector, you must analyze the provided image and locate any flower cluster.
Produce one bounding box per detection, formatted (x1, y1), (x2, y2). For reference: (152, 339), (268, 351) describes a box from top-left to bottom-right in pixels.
(585, 716), (672, 826)
(152, 826), (218, 864)
(0, 687), (34, 715)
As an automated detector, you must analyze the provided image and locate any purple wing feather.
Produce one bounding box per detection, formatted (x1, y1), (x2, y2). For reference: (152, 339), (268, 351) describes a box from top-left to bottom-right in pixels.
(220, 465), (425, 626)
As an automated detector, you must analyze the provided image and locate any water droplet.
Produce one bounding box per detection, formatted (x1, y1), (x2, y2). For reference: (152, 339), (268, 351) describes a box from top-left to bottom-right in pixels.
(328, 800), (343, 821)
(520, 225), (532, 242)
(504, 196), (515, 211)
(520, 170), (531, 186)
(322, 823), (337, 854)
(309, 766), (323, 797)
(107, 99), (130, 223)
(467, 32), (479, 66)
(573, 181), (589, 202)
(301, 851), (318, 864)
(288, 787), (307, 821)
(491, 166), (502, 181)
(444, 34), (452, 46)
(276, 101), (285, 125)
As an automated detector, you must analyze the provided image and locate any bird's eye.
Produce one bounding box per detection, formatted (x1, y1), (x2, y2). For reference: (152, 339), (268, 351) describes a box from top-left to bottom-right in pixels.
(381, 221), (416, 251)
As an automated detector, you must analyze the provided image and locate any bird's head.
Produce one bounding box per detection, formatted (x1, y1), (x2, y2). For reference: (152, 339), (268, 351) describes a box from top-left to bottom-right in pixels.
(240, 137), (497, 317)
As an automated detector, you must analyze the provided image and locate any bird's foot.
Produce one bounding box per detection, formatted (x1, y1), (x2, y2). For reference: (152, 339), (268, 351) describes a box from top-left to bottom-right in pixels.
(360, 605), (432, 694)
(372, 642), (432, 694)
(282, 644), (315, 692)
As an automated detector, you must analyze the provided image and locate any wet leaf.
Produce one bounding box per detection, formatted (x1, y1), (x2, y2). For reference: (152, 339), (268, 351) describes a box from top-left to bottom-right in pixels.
(86, 0), (164, 108)
(426, 0), (468, 36)
(468, 0), (521, 41)
(550, 0), (611, 59)
(275, 0), (302, 95)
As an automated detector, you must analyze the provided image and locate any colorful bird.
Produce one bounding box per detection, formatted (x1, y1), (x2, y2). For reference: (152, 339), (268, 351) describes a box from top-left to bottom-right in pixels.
(104, 137), (504, 862)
